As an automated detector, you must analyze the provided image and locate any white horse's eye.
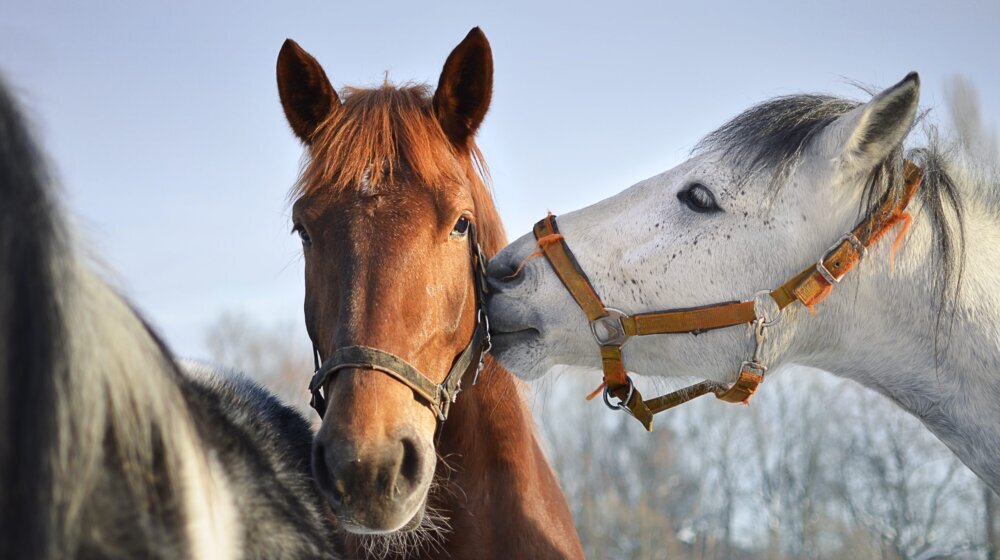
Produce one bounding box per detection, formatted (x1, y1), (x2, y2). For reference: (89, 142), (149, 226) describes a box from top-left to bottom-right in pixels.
(677, 183), (722, 214)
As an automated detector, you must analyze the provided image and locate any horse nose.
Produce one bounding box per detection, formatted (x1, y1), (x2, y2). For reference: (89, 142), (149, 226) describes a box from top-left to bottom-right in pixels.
(486, 257), (518, 290)
(312, 431), (428, 529)
(487, 236), (533, 289)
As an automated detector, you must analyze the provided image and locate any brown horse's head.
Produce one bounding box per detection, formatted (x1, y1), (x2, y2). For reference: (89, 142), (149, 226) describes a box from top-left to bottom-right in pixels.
(277, 28), (502, 534)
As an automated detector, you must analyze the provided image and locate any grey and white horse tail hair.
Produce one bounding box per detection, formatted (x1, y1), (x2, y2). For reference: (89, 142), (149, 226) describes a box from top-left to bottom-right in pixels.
(0, 76), (340, 559)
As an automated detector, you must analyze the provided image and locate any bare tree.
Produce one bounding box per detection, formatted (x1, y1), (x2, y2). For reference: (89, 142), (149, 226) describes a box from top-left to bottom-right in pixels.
(203, 310), (313, 413)
(530, 366), (989, 559)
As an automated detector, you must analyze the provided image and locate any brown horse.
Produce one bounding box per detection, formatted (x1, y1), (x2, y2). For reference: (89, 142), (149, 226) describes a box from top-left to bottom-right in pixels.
(276, 28), (583, 559)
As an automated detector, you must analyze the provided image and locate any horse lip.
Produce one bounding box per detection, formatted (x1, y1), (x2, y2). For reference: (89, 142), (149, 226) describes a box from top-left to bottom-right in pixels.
(337, 496), (427, 535)
(488, 328), (540, 352)
(491, 326), (539, 336)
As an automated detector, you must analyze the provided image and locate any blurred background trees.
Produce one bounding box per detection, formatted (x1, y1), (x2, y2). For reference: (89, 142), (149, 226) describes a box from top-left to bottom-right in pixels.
(204, 314), (995, 559)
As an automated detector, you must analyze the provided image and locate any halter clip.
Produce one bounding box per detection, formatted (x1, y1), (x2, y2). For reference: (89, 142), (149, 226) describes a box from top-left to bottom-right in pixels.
(590, 308), (629, 347)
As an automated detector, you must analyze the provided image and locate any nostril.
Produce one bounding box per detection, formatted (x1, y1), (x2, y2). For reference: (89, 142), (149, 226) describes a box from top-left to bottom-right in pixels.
(486, 253), (517, 281)
(398, 436), (423, 490)
(487, 257), (526, 289)
(330, 482), (345, 505)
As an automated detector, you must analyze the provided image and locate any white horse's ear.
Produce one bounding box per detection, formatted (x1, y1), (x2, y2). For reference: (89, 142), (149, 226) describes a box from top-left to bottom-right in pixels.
(817, 72), (920, 177)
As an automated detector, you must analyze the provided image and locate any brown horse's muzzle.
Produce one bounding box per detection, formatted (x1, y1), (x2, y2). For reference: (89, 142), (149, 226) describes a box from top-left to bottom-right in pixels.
(312, 400), (435, 533)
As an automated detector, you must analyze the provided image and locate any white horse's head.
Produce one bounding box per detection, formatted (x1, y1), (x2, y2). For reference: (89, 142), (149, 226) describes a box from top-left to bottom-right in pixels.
(487, 73), (925, 382)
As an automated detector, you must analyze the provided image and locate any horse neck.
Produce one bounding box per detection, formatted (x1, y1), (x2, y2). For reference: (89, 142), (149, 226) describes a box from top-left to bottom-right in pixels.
(426, 356), (583, 559)
(402, 188), (582, 559)
(784, 198), (1000, 490)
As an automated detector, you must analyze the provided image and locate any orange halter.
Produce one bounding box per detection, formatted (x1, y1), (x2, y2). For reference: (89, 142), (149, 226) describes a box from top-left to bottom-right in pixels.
(531, 161), (923, 430)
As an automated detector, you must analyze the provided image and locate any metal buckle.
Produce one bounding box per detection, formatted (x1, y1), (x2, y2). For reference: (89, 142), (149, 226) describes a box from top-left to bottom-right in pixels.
(602, 378), (635, 413)
(590, 308), (629, 347)
(739, 360), (768, 377)
(816, 233), (867, 284)
(732, 318), (770, 384)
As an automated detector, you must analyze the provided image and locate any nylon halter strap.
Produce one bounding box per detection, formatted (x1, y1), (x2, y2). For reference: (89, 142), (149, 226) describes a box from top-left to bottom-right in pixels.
(533, 160), (923, 431)
(308, 224), (491, 422)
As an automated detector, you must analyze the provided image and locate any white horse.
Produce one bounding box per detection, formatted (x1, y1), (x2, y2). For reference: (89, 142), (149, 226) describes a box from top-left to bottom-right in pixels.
(486, 73), (1000, 492)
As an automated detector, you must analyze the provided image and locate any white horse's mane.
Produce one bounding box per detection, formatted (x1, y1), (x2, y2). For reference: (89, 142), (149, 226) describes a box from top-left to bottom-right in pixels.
(693, 89), (983, 343)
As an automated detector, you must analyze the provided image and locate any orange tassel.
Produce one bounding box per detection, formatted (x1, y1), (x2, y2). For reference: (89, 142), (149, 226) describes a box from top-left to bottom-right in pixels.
(585, 382), (606, 401)
(506, 233), (565, 279)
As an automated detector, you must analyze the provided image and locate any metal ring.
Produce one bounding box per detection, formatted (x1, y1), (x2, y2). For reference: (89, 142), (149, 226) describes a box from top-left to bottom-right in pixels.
(601, 378), (635, 411)
(590, 308), (630, 347)
(752, 290), (782, 327)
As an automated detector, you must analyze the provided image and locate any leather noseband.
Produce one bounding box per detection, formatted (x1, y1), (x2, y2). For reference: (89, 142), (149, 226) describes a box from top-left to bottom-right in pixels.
(308, 224), (491, 422)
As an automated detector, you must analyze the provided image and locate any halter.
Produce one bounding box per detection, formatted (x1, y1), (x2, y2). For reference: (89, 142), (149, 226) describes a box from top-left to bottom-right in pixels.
(308, 224), (492, 422)
(532, 161), (923, 430)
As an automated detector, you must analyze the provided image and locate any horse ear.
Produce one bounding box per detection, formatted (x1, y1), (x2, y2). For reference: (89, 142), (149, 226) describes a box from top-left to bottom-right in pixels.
(433, 27), (493, 147)
(277, 39), (341, 143)
(818, 72), (920, 177)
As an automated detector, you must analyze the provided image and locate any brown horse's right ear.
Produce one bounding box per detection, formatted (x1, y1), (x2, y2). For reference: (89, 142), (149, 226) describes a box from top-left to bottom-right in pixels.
(277, 39), (341, 143)
(433, 28), (493, 148)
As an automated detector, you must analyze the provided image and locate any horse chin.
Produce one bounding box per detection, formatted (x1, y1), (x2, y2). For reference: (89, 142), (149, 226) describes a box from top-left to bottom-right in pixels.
(489, 328), (551, 380)
(398, 502), (426, 532)
(340, 495), (428, 535)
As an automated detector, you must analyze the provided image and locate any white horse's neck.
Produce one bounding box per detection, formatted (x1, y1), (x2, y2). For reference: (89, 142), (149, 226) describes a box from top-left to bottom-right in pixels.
(784, 198), (1000, 488)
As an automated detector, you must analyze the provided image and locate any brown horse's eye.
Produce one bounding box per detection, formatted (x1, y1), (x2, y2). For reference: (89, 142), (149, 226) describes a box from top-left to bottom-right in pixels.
(451, 216), (471, 238)
(294, 225), (312, 247)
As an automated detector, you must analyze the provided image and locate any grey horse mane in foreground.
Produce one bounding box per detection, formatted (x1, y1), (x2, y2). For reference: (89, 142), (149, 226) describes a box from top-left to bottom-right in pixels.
(0, 77), (339, 559)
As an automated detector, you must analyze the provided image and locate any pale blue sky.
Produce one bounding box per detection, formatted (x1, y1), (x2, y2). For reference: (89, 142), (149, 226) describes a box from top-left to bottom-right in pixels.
(2, 0), (997, 358)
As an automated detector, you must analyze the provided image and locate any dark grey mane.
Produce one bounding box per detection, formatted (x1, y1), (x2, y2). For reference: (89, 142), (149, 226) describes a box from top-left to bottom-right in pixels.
(0, 76), (64, 560)
(0, 76), (339, 559)
(695, 92), (967, 356)
(695, 94), (860, 185)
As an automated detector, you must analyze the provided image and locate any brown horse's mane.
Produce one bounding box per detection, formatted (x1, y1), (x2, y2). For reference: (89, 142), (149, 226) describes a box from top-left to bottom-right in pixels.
(292, 83), (506, 255)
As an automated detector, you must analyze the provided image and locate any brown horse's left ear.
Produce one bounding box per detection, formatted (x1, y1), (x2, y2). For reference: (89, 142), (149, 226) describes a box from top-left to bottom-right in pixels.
(433, 27), (493, 147)
(277, 39), (341, 144)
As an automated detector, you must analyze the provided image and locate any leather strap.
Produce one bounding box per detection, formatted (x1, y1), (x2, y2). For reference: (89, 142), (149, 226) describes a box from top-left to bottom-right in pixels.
(531, 161), (923, 430)
(308, 224), (490, 422)
(309, 318), (486, 421)
(532, 216), (607, 321)
(310, 345), (444, 416)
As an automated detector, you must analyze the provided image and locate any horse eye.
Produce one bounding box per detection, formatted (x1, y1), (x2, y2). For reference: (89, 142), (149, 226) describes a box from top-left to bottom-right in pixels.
(294, 225), (312, 247)
(677, 183), (722, 214)
(451, 216), (471, 237)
